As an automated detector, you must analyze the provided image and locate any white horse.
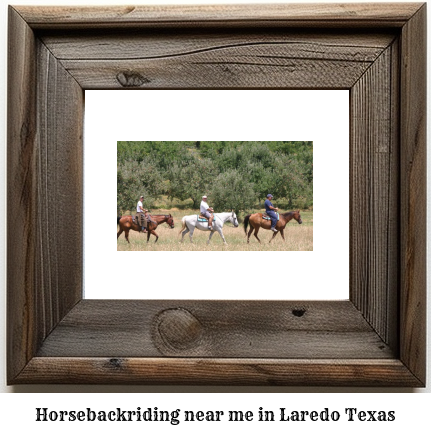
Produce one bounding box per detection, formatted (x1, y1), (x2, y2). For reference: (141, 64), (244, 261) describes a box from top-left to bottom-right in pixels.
(179, 211), (239, 245)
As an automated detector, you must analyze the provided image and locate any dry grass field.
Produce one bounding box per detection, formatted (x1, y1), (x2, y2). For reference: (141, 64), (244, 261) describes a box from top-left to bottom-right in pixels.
(117, 209), (313, 251)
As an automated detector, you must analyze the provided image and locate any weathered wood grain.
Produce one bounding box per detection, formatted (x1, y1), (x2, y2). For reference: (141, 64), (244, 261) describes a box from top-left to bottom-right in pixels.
(16, 3), (423, 29)
(60, 46), (386, 90)
(399, 3), (427, 385)
(40, 31), (395, 89)
(7, 6), (83, 383)
(350, 44), (399, 348)
(7, 3), (426, 386)
(36, 300), (394, 359)
(42, 30), (395, 89)
(16, 358), (423, 386)
(7, 6), (38, 382)
(35, 40), (84, 336)
(41, 31), (395, 60)
(59, 57), (370, 90)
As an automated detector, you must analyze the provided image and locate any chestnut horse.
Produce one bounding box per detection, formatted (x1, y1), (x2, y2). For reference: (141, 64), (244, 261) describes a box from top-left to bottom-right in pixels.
(243, 210), (302, 243)
(117, 214), (174, 243)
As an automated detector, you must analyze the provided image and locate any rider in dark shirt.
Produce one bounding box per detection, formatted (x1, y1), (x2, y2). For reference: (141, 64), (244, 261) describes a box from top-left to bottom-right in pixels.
(264, 194), (279, 232)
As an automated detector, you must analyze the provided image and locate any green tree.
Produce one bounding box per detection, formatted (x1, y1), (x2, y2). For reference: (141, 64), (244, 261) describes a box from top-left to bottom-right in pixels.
(117, 141), (195, 170)
(272, 154), (312, 208)
(117, 159), (166, 214)
(209, 169), (257, 213)
(117, 141), (313, 211)
(167, 155), (218, 207)
(117, 163), (143, 215)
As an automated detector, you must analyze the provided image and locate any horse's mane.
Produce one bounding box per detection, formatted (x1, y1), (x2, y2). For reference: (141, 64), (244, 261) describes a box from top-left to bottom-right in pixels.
(280, 210), (298, 217)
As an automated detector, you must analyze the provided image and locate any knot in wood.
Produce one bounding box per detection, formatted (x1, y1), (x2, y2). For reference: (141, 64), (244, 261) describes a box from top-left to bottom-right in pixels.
(155, 308), (203, 351)
(292, 308), (306, 317)
(108, 358), (123, 369)
(116, 71), (150, 87)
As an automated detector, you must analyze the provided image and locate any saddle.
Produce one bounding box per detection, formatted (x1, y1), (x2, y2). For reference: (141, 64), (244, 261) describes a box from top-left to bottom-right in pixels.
(134, 213), (152, 225)
(262, 212), (279, 221)
(198, 213), (213, 222)
(197, 214), (209, 222)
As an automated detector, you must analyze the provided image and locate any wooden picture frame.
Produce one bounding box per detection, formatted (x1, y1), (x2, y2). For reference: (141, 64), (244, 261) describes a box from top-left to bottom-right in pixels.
(7, 3), (426, 386)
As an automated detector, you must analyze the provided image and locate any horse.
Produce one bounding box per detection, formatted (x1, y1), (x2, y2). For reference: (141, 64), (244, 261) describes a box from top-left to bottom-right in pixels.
(179, 211), (239, 245)
(117, 214), (174, 243)
(243, 210), (302, 243)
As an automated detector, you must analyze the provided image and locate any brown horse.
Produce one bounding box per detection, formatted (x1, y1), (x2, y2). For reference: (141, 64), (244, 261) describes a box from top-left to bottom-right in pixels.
(117, 214), (174, 243)
(243, 210), (302, 243)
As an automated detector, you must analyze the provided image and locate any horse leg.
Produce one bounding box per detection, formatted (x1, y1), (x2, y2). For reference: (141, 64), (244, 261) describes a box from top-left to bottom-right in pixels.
(153, 231), (159, 243)
(247, 225), (254, 244)
(269, 230), (279, 243)
(117, 227), (123, 239)
(217, 228), (228, 245)
(180, 225), (190, 243)
(125, 229), (130, 244)
(280, 228), (286, 242)
(254, 226), (261, 243)
(188, 226), (195, 243)
(207, 230), (215, 245)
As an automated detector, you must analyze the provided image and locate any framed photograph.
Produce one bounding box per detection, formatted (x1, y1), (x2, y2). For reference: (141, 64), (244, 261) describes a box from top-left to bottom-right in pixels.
(7, 3), (426, 386)
(86, 90), (349, 301)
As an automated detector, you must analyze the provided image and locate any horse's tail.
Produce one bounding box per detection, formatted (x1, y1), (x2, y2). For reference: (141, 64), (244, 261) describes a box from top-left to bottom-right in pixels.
(117, 216), (121, 225)
(243, 214), (251, 234)
(178, 216), (187, 235)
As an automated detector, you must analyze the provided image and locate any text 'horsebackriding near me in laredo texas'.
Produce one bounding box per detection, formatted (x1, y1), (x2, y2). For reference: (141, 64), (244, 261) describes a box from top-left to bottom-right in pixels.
(244, 194), (302, 243)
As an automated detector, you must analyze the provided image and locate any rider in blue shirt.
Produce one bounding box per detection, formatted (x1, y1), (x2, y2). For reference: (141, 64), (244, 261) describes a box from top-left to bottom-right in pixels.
(264, 194), (279, 232)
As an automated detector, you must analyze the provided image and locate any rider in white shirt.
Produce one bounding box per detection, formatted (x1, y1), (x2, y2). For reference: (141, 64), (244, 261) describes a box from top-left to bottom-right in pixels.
(200, 195), (214, 230)
(136, 196), (148, 233)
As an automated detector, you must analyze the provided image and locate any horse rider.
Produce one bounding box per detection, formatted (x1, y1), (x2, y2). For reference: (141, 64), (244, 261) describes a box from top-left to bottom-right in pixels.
(136, 195), (148, 233)
(264, 193), (279, 232)
(200, 195), (214, 230)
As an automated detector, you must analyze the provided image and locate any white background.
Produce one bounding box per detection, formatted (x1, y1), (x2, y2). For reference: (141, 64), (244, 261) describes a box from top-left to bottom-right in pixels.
(85, 90), (349, 300)
(0, 0), (429, 421)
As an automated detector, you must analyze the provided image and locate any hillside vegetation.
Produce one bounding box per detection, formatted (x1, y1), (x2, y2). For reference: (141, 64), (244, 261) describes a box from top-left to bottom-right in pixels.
(117, 141), (313, 215)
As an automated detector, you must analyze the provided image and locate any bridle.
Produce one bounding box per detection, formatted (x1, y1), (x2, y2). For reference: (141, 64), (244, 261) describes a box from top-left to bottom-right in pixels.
(230, 212), (238, 227)
(167, 216), (175, 229)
